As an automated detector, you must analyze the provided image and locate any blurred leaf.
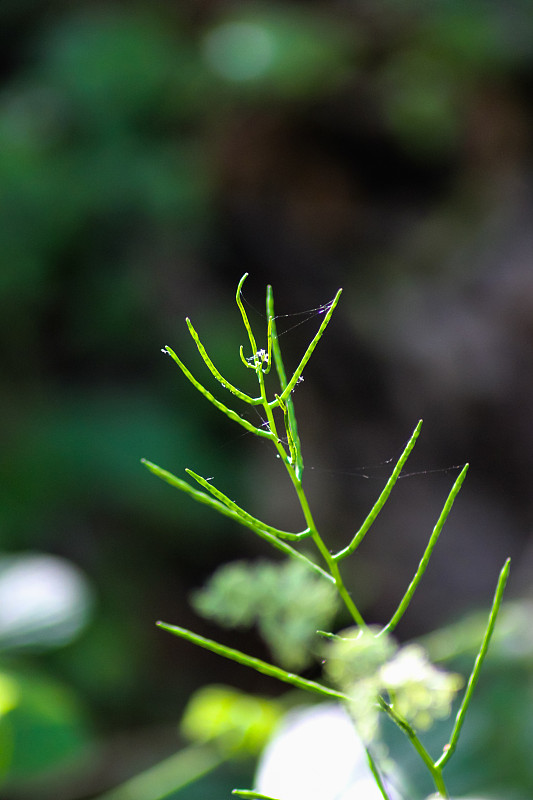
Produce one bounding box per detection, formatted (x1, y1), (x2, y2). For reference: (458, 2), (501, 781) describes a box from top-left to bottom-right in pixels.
(420, 1), (533, 71)
(379, 51), (461, 155)
(0, 389), (212, 540)
(41, 11), (183, 119)
(202, 7), (355, 98)
(0, 670), (92, 783)
(0, 673), (19, 716)
(181, 685), (283, 757)
(192, 560), (340, 670)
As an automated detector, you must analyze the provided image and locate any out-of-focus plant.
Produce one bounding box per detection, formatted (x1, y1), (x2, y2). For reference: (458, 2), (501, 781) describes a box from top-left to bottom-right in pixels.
(131, 275), (509, 799)
(0, 553), (94, 792)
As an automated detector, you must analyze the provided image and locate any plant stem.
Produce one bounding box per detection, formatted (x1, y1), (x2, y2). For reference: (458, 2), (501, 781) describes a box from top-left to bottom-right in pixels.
(379, 698), (449, 798)
(157, 622), (349, 702)
(365, 748), (393, 800)
(334, 421), (422, 561)
(288, 462), (366, 627)
(255, 343), (366, 627)
(435, 557), (511, 769)
(379, 463), (469, 637)
(97, 744), (224, 800)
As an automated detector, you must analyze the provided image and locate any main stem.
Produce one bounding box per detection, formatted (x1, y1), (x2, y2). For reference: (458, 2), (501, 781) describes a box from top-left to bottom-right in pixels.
(260, 376), (451, 797)
(379, 699), (449, 798)
(258, 373), (365, 628)
(294, 478), (366, 628)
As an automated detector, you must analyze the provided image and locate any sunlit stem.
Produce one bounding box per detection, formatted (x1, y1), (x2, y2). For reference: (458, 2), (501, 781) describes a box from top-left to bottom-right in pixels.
(275, 394), (299, 470)
(142, 460), (332, 582)
(255, 372), (365, 623)
(252, 311), (364, 625)
(379, 463), (469, 637)
(163, 346), (273, 438)
(365, 749), (393, 800)
(267, 285), (304, 479)
(264, 314), (273, 375)
(279, 288), (342, 402)
(185, 469), (311, 541)
(334, 421), (422, 561)
(186, 317), (261, 404)
(435, 557), (511, 770)
(157, 622), (349, 701)
(379, 698), (449, 798)
(236, 273), (259, 361)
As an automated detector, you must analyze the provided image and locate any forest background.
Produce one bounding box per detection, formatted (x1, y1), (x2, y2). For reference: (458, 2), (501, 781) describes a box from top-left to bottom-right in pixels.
(2, 1), (533, 798)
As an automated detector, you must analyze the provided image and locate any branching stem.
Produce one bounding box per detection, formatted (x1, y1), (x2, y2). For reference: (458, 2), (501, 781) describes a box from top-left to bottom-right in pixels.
(144, 275), (510, 800)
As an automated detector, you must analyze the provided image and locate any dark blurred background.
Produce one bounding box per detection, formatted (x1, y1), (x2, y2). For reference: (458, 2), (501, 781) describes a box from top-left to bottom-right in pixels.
(1, 1), (533, 798)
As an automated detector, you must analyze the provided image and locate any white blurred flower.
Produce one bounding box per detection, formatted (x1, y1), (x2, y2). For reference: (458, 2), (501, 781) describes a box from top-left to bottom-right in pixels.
(0, 553), (93, 650)
(254, 703), (400, 800)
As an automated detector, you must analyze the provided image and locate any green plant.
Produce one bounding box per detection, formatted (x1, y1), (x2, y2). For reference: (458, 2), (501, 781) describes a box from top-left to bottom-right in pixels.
(140, 275), (509, 800)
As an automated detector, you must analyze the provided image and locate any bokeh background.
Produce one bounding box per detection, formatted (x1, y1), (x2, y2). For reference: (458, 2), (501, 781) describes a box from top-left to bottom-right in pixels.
(2, 1), (533, 798)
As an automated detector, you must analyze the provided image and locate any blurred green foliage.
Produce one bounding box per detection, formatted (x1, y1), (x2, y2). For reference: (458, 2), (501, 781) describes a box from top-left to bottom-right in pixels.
(0, 669), (91, 781)
(192, 560), (340, 670)
(181, 684), (283, 757)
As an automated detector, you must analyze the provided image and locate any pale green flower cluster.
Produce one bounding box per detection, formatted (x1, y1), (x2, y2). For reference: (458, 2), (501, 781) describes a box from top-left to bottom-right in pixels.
(381, 643), (463, 730)
(193, 559), (340, 670)
(323, 627), (463, 742)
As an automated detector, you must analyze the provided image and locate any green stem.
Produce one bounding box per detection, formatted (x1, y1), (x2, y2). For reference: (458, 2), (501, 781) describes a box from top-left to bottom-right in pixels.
(365, 748), (393, 800)
(435, 557), (511, 769)
(287, 466), (366, 627)
(97, 744), (224, 800)
(185, 469), (311, 541)
(236, 273), (259, 359)
(334, 421), (422, 561)
(267, 286), (303, 480)
(380, 463), (469, 637)
(142, 460), (332, 582)
(279, 288), (343, 402)
(379, 699), (449, 798)
(158, 622), (348, 702)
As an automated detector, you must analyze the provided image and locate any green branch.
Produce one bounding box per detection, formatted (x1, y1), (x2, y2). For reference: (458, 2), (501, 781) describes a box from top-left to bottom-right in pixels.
(186, 317), (262, 405)
(279, 288), (343, 402)
(157, 622), (348, 702)
(267, 285), (303, 480)
(163, 346), (275, 438)
(334, 420), (422, 561)
(436, 557), (511, 769)
(142, 460), (332, 582)
(185, 469), (311, 541)
(380, 463), (469, 637)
